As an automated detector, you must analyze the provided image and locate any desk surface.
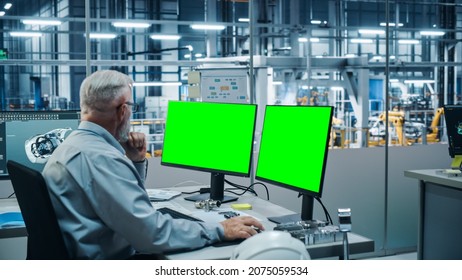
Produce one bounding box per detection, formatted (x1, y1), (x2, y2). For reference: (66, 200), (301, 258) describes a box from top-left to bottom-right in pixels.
(160, 186), (374, 260)
(404, 169), (462, 190)
(0, 185), (374, 259)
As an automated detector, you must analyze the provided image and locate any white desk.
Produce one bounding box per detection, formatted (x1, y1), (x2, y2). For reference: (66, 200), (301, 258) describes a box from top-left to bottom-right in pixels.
(405, 169), (462, 260)
(0, 186), (374, 259)
(158, 186), (374, 260)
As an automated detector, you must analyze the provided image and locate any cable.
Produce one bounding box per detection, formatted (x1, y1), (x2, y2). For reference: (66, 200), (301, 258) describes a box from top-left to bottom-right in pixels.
(224, 179), (270, 200)
(315, 197), (333, 225)
(224, 179), (258, 196)
(0, 192), (15, 199)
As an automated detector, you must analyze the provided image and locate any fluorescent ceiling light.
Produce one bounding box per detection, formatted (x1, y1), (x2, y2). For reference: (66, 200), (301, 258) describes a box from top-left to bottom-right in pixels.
(133, 81), (182, 87)
(112, 22), (150, 28)
(190, 24), (226, 31)
(4, 3), (12, 10)
(238, 18), (249, 22)
(398, 39), (419, 45)
(345, 54), (356, 58)
(351, 38), (373, 44)
(372, 55), (382, 60)
(420, 30), (445, 36)
(150, 34), (181, 40)
(195, 53), (203, 58)
(87, 33), (117, 39)
(0, 11), (5, 17)
(272, 81), (283, 85)
(311, 20), (322, 25)
(380, 22), (404, 27)
(298, 37), (320, 43)
(10, 31), (43, 37)
(390, 55), (396, 60)
(22, 19), (62, 26)
(404, 79), (435, 84)
(358, 29), (385, 35)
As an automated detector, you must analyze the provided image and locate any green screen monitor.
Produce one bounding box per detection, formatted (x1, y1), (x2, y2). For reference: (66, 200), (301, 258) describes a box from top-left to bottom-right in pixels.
(255, 105), (333, 223)
(161, 101), (258, 202)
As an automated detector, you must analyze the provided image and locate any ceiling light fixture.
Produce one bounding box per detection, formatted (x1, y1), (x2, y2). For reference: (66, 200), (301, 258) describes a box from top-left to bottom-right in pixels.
(150, 34), (181, 40)
(358, 29), (385, 35)
(112, 22), (151, 28)
(22, 19), (62, 26)
(238, 18), (249, 22)
(420, 30), (445, 36)
(0, 11), (5, 17)
(87, 33), (117, 39)
(404, 79), (435, 84)
(351, 38), (374, 44)
(190, 24), (226, 31)
(4, 3), (12, 10)
(10, 31), (43, 37)
(398, 39), (419, 45)
(380, 22), (404, 27)
(298, 37), (320, 43)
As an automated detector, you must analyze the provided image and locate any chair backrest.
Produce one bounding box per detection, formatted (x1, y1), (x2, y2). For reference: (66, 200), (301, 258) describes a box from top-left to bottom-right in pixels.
(7, 160), (70, 260)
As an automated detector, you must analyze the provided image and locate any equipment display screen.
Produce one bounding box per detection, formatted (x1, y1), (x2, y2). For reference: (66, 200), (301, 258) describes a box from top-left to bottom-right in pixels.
(444, 105), (462, 157)
(256, 105), (333, 197)
(0, 111), (80, 179)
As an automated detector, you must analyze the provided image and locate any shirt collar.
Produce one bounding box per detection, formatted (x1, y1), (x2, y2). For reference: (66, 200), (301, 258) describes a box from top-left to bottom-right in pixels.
(78, 121), (125, 155)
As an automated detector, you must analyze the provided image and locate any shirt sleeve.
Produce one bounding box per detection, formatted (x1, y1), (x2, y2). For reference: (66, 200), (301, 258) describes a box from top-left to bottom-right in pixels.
(69, 153), (224, 253)
(132, 158), (148, 184)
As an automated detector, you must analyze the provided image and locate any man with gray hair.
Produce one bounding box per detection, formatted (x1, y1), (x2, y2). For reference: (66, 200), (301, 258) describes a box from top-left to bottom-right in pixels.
(43, 70), (263, 259)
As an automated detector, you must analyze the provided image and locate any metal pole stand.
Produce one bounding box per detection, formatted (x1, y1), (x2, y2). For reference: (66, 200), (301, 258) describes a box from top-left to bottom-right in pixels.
(342, 230), (350, 260)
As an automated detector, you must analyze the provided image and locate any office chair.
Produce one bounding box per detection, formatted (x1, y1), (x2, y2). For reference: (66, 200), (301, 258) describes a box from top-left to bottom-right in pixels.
(230, 231), (311, 260)
(7, 160), (70, 260)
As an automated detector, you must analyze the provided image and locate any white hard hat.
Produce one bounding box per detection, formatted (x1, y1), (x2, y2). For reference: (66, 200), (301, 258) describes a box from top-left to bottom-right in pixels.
(231, 230), (310, 260)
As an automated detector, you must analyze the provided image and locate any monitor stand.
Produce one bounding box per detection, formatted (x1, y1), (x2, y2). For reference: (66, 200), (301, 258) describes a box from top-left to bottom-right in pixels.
(184, 193), (238, 203)
(268, 194), (314, 224)
(268, 213), (302, 224)
(450, 155), (462, 170)
(184, 172), (238, 203)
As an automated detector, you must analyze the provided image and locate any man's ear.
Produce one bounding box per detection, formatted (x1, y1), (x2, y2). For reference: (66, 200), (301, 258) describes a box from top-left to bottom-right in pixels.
(116, 103), (127, 122)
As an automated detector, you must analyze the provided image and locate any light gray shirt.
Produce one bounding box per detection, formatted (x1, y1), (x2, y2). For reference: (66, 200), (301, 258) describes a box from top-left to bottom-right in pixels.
(42, 121), (224, 259)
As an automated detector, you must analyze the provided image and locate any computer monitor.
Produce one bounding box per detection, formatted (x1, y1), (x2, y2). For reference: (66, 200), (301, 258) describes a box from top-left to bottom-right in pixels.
(255, 105), (333, 223)
(443, 105), (462, 169)
(161, 101), (257, 203)
(0, 111), (81, 179)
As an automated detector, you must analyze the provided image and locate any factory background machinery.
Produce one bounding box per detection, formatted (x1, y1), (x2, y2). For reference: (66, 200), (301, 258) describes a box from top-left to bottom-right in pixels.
(0, 0), (460, 259)
(1, 0), (460, 152)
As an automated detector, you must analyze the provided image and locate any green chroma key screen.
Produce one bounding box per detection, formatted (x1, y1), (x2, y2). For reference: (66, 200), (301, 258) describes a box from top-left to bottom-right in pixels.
(256, 105), (333, 196)
(161, 101), (257, 176)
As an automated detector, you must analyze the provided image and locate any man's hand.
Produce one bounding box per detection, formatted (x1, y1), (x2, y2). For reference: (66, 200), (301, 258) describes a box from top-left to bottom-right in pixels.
(121, 132), (147, 162)
(220, 216), (265, 240)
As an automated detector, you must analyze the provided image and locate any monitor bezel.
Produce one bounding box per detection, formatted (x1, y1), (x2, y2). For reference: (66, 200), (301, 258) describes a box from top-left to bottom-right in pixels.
(160, 101), (258, 178)
(255, 105), (333, 199)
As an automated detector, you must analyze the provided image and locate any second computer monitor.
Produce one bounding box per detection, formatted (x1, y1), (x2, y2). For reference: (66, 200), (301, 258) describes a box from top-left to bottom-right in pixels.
(161, 101), (257, 202)
(256, 105), (333, 222)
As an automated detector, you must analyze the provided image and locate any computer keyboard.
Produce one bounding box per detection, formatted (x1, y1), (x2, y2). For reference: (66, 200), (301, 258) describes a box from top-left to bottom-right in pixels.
(157, 207), (204, 222)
